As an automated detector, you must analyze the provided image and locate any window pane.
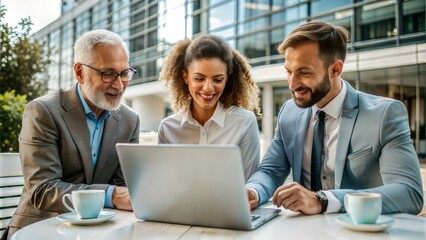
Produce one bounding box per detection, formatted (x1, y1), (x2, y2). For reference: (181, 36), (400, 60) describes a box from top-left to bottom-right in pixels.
(209, 1), (236, 31)
(311, 0), (352, 15)
(210, 26), (236, 39)
(148, 30), (158, 47)
(147, 61), (157, 78)
(356, 1), (396, 41)
(402, 0), (425, 34)
(239, 17), (268, 34)
(237, 31), (267, 59)
(238, 0), (270, 21)
(271, 4), (307, 25)
(131, 11), (145, 24)
(130, 36), (145, 52)
(271, 27), (285, 56)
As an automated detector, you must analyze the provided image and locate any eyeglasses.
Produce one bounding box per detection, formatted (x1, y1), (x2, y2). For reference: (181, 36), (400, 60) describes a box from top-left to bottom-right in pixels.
(80, 63), (137, 83)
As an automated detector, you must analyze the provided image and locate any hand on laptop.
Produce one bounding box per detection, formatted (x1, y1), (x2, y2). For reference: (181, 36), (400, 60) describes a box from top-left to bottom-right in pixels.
(272, 182), (321, 215)
(247, 189), (259, 209)
(112, 186), (133, 211)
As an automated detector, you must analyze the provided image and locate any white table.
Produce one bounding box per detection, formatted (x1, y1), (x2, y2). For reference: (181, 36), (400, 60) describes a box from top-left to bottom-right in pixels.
(11, 208), (426, 239)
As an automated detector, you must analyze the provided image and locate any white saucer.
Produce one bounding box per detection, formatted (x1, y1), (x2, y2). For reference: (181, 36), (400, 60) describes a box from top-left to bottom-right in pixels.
(335, 213), (395, 232)
(57, 211), (116, 225)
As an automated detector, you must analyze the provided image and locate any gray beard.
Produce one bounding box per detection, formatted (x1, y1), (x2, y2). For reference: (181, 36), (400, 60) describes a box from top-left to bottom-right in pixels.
(82, 80), (122, 111)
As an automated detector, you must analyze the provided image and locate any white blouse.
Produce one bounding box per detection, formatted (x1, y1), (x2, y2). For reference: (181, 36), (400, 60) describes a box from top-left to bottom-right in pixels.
(158, 102), (260, 180)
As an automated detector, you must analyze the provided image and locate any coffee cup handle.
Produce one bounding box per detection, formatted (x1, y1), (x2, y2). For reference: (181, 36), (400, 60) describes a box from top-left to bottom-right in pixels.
(62, 193), (76, 213)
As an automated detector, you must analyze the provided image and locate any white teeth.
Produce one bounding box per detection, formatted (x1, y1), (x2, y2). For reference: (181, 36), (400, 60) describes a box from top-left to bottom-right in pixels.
(107, 92), (121, 96)
(200, 94), (214, 100)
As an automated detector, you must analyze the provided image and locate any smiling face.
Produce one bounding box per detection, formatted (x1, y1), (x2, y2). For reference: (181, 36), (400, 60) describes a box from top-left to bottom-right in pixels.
(285, 41), (341, 108)
(183, 58), (228, 124)
(74, 44), (130, 117)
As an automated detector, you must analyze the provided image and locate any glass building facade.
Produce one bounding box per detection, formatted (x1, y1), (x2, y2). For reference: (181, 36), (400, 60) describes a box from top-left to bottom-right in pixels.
(35, 0), (426, 154)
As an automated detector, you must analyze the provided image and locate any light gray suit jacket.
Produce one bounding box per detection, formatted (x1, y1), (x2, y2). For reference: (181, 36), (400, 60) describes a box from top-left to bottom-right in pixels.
(9, 84), (140, 229)
(246, 81), (423, 214)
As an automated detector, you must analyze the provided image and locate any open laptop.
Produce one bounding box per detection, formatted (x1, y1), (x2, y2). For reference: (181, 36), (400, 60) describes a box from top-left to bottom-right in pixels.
(116, 143), (280, 230)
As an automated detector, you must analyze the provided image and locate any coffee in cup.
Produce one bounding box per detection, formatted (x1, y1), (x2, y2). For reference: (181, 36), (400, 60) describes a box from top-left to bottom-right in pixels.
(344, 192), (382, 224)
(62, 189), (105, 219)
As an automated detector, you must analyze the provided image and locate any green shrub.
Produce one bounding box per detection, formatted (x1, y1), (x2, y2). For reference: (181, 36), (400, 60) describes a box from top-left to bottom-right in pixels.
(0, 91), (27, 152)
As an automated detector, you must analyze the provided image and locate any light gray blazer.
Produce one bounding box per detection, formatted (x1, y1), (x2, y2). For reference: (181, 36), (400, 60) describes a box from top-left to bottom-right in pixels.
(9, 84), (140, 229)
(246, 81), (423, 214)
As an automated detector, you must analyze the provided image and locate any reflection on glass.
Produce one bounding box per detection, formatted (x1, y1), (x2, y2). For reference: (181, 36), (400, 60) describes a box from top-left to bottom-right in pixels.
(76, 11), (91, 36)
(210, 26), (236, 39)
(271, 4), (307, 25)
(133, 0), (144, 10)
(209, 1), (236, 31)
(239, 17), (268, 34)
(285, 21), (301, 37)
(148, 30), (158, 47)
(402, 0), (425, 34)
(237, 31), (267, 59)
(149, 4), (158, 16)
(149, 18), (158, 28)
(311, 0), (352, 15)
(210, 0), (226, 6)
(147, 61), (156, 78)
(130, 24), (144, 36)
(356, 1), (395, 41)
(270, 27), (285, 57)
(131, 36), (144, 53)
(192, 0), (202, 11)
(238, 0), (270, 21)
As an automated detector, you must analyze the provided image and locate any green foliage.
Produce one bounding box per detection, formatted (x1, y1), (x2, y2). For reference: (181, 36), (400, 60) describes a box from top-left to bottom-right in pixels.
(0, 91), (27, 152)
(0, 5), (54, 152)
(0, 5), (53, 101)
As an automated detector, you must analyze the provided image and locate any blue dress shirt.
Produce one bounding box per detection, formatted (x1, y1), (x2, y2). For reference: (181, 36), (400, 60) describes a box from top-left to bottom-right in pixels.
(77, 84), (115, 208)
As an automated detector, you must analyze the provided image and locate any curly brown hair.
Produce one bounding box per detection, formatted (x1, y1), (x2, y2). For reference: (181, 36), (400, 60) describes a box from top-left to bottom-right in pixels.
(160, 34), (260, 115)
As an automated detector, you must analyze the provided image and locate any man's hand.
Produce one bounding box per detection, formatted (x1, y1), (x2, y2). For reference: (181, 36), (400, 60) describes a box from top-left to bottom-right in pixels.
(272, 182), (321, 215)
(112, 186), (132, 211)
(247, 189), (259, 210)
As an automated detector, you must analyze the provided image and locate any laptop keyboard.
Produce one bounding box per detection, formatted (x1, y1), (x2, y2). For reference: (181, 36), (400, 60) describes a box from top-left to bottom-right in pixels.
(251, 215), (261, 221)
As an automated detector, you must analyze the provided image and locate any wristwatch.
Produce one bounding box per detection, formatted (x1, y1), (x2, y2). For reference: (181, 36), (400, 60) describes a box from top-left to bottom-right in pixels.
(316, 190), (328, 214)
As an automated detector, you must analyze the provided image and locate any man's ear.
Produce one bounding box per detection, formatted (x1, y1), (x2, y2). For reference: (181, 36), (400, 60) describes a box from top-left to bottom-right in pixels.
(330, 60), (343, 77)
(182, 70), (188, 84)
(74, 63), (84, 84)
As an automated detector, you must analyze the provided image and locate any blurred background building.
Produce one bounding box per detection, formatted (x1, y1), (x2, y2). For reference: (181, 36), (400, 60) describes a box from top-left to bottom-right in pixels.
(34, 0), (425, 155)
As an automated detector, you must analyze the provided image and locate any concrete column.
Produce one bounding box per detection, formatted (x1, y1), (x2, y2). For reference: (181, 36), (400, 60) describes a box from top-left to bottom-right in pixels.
(131, 95), (166, 132)
(261, 85), (274, 158)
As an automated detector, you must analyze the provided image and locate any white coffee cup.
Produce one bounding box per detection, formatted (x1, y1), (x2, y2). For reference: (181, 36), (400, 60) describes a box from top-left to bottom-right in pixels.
(62, 189), (105, 219)
(344, 193), (382, 224)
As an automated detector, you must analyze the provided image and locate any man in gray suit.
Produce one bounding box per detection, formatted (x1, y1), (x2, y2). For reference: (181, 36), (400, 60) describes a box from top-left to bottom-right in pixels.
(246, 21), (423, 215)
(3, 30), (140, 239)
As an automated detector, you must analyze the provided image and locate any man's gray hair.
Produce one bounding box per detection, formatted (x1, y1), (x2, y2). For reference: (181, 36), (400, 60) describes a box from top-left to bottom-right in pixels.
(74, 29), (129, 65)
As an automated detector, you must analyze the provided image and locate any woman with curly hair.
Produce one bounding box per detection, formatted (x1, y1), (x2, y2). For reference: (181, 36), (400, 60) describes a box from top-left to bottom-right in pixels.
(158, 34), (261, 180)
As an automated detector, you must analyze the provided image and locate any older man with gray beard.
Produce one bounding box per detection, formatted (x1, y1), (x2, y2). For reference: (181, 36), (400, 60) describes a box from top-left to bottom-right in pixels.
(2, 29), (140, 240)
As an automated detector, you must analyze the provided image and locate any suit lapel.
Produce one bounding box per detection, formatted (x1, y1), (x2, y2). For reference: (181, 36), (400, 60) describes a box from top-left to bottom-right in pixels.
(61, 85), (94, 183)
(335, 82), (359, 189)
(93, 109), (120, 181)
(293, 108), (311, 183)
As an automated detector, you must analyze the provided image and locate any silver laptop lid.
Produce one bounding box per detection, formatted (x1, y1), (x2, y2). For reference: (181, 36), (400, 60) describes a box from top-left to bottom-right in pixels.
(116, 144), (254, 230)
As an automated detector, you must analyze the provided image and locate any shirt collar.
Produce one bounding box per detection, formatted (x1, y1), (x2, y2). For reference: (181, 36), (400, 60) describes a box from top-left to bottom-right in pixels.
(312, 79), (347, 119)
(77, 84), (111, 120)
(181, 101), (226, 128)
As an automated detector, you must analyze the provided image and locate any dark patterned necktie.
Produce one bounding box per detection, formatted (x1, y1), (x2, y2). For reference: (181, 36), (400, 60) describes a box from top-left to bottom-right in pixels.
(311, 110), (325, 191)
